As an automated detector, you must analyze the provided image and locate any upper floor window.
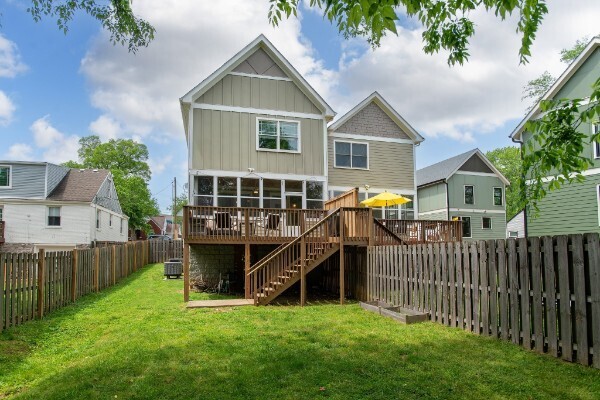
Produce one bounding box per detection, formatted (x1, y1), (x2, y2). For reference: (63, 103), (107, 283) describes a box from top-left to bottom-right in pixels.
(464, 185), (474, 205)
(0, 166), (10, 188)
(48, 206), (61, 227)
(334, 141), (368, 169)
(96, 210), (101, 229)
(120, 218), (124, 234)
(594, 122), (600, 159)
(109, 214), (113, 227)
(482, 217), (492, 229)
(257, 119), (300, 152)
(493, 187), (503, 206)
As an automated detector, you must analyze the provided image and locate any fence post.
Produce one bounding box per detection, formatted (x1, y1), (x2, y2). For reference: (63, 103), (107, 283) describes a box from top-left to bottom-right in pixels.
(37, 249), (45, 319)
(133, 243), (137, 272)
(244, 243), (251, 299)
(300, 235), (306, 306)
(112, 246), (116, 285)
(71, 249), (78, 302)
(94, 247), (100, 292)
(183, 241), (190, 302)
(368, 208), (374, 246)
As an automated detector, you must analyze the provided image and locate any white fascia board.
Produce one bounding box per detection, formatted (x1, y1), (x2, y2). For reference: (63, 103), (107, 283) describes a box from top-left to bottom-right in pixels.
(329, 132), (416, 144)
(510, 37), (600, 142)
(328, 91), (425, 143)
(448, 149), (511, 186)
(193, 103), (323, 120)
(190, 169), (327, 182)
(449, 208), (506, 214)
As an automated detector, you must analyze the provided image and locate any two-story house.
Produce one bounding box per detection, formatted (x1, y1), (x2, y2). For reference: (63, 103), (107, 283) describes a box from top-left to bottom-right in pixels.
(179, 35), (426, 298)
(510, 36), (600, 236)
(0, 161), (128, 252)
(417, 149), (510, 240)
(328, 92), (424, 219)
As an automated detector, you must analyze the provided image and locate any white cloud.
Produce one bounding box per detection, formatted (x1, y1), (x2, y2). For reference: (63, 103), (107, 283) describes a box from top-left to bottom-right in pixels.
(3, 143), (34, 161)
(0, 34), (27, 78)
(29, 116), (80, 164)
(0, 91), (16, 125)
(89, 114), (123, 140)
(80, 0), (336, 142)
(148, 155), (173, 175)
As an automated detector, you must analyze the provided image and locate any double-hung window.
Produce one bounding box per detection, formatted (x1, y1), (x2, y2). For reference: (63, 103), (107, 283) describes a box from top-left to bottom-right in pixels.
(334, 141), (368, 169)
(257, 119), (300, 152)
(461, 216), (471, 238)
(0, 166), (10, 188)
(48, 206), (61, 227)
(493, 187), (503, 206)
(464, 185), (474, 205)
(482, 217), (492, 229)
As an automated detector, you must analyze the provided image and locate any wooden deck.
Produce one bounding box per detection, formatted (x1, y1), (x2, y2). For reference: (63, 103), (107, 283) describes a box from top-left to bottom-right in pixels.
(186, 299), (254, 308)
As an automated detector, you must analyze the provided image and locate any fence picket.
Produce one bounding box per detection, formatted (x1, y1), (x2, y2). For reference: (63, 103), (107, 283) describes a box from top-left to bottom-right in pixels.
(556, 235), (572, 361)
(488, 240), (498, 338)
(470, 243), (480, 334)
(508, 239), (520, 345)
(530, 237), (544, 353)
(585, 233), (600, 369)
(479, 241), (489, 336)
(571, 235), (588, 365)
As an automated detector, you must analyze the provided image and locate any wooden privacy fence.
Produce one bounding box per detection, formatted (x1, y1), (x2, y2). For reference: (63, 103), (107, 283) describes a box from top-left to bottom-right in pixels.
(1, 240), (181, 331)
(366, 233), (600, 369)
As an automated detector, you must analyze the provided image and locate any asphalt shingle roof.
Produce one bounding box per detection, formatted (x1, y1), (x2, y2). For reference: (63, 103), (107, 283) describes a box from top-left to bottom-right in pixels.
(416, 149), (479, 187)
(47, 169), (109, 202)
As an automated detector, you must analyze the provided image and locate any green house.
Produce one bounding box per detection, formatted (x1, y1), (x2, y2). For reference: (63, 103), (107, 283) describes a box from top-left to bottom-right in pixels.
(417, 149), (510, 240)
(510, 37), (600, 237)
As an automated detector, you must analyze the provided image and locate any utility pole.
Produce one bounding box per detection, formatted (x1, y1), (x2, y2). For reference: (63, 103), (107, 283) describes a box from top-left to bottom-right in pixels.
(172, 177), (179, 240)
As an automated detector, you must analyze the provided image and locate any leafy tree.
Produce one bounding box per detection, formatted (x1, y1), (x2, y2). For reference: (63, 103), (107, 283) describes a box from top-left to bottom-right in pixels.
(522, 37), (591, 108)
(167, 191), (188, 225)
(63, 135), (159, 230)
(485, 147), (523, 220)
(25, 0), (154, 53)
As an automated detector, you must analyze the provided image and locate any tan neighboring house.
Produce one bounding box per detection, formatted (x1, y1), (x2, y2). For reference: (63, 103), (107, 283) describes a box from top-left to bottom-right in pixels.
(328, 92), (424, 218)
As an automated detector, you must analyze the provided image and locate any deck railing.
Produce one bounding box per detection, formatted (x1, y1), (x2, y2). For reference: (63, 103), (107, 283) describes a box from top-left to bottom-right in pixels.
(379, 219), (462, 243)
(0, 221), (4, 243)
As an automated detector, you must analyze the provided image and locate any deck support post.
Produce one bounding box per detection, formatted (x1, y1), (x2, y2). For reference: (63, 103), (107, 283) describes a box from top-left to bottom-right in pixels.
(300, 236), (306, 306)
(183, 242), (190, 303)
(340, 209), (345, 305)
(244, 243), (251, 299)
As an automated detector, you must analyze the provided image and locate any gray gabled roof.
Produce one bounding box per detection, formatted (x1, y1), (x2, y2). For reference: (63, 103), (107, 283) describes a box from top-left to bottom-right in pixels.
(47, 169), (110, 202)
(417, 148), (510, 187)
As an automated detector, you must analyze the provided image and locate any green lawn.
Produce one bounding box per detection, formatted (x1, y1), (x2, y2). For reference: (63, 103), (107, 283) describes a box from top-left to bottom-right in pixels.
(1, 264), (599, 400)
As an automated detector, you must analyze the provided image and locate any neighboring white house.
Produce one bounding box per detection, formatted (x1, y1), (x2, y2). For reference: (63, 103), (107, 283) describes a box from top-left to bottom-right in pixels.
(0, 161), (128, 252)
(506, 210), (525, 238)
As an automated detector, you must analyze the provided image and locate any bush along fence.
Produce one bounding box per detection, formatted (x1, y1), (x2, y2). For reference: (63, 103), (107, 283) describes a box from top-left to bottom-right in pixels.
(366, 233), (600, 369)
(0, 240), (183, 331)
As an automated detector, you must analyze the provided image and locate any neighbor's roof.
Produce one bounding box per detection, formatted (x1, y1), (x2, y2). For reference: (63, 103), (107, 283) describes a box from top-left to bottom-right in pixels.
(417, 149), (510, 187)
(510, 36), (600, 142)
(149, 215), (166, 228)
(328, 91), (425, 143)
(179, 34), (336, 140)
(47, 169), (110, 202)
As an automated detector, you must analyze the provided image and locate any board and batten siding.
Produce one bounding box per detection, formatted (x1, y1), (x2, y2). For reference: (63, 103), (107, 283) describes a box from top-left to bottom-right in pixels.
(447, 174), (506, 212)
(417, 182), (446, 213)
(449, 211), (506, 240)
(195, 74), (322, 115)
(191, 109), (325, 176)
(327, 137), (414, 190)
(0, 163), (46, 199)
(527, 174), (600, 237)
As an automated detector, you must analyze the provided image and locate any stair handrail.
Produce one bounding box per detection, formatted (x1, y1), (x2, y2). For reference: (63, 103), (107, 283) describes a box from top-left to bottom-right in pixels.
(246, 208), (341, 276)
(373, 218), (405, 245)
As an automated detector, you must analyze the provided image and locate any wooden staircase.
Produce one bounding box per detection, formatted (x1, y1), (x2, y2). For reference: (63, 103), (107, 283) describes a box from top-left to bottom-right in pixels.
(247, 207), (405, 305)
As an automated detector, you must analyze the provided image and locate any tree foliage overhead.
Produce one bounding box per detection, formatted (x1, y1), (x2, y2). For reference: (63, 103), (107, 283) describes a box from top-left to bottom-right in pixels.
(26, 0), (154, 53)
(64, 135), (159, 230)
(485, 147), (523, 220)
(269, 0), (548, 65)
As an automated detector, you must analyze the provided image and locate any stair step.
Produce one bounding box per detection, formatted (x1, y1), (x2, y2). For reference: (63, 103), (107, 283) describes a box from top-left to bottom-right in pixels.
(263, 287), (275, 292)
(285, 269), (298, 274)
(277, 276), (290, 280)
(269, 281), (283, 286)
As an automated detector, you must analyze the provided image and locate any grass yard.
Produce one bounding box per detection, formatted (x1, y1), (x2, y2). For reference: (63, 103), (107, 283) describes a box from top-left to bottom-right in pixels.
(1, 264), (599, 400)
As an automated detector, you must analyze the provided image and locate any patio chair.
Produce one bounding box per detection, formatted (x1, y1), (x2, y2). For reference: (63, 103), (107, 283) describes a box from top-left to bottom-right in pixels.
(213, 212), (239, 235)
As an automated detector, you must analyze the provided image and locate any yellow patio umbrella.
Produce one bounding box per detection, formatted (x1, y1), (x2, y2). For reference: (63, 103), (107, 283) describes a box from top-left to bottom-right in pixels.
(360, 191), (412, 207)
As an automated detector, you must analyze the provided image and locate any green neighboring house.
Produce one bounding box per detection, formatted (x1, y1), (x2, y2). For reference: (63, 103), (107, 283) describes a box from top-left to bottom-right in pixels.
(417, 149), (510, 240)
(510, 37), (600, 237)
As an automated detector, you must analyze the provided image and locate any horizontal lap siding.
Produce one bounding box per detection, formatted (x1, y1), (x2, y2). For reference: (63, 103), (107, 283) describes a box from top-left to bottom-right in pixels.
(527, 175), (600, 236)
(192, 109), (324, 176)
(449, 211), (506, 240)
(327, 138), (415, 189)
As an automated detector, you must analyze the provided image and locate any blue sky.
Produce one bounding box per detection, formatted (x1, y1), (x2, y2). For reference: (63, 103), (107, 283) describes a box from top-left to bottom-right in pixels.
(1, 0), (598, 212)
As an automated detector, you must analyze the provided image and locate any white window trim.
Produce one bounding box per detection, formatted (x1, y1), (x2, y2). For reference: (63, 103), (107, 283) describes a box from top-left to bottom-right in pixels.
(593, 122), (600, 159)
(460, 216), (472, 238)
(46, 206), (61, 228)
(481, 216), (492, 230)
(508, 231), (519, 238)
(256, 118), (301, 154)
(464, 185), (474, 205)
(0, 165), (12, 189)
(333, 140), (369, 170)
(493, 187), (504, 206)
(597, 184), (600, 226)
